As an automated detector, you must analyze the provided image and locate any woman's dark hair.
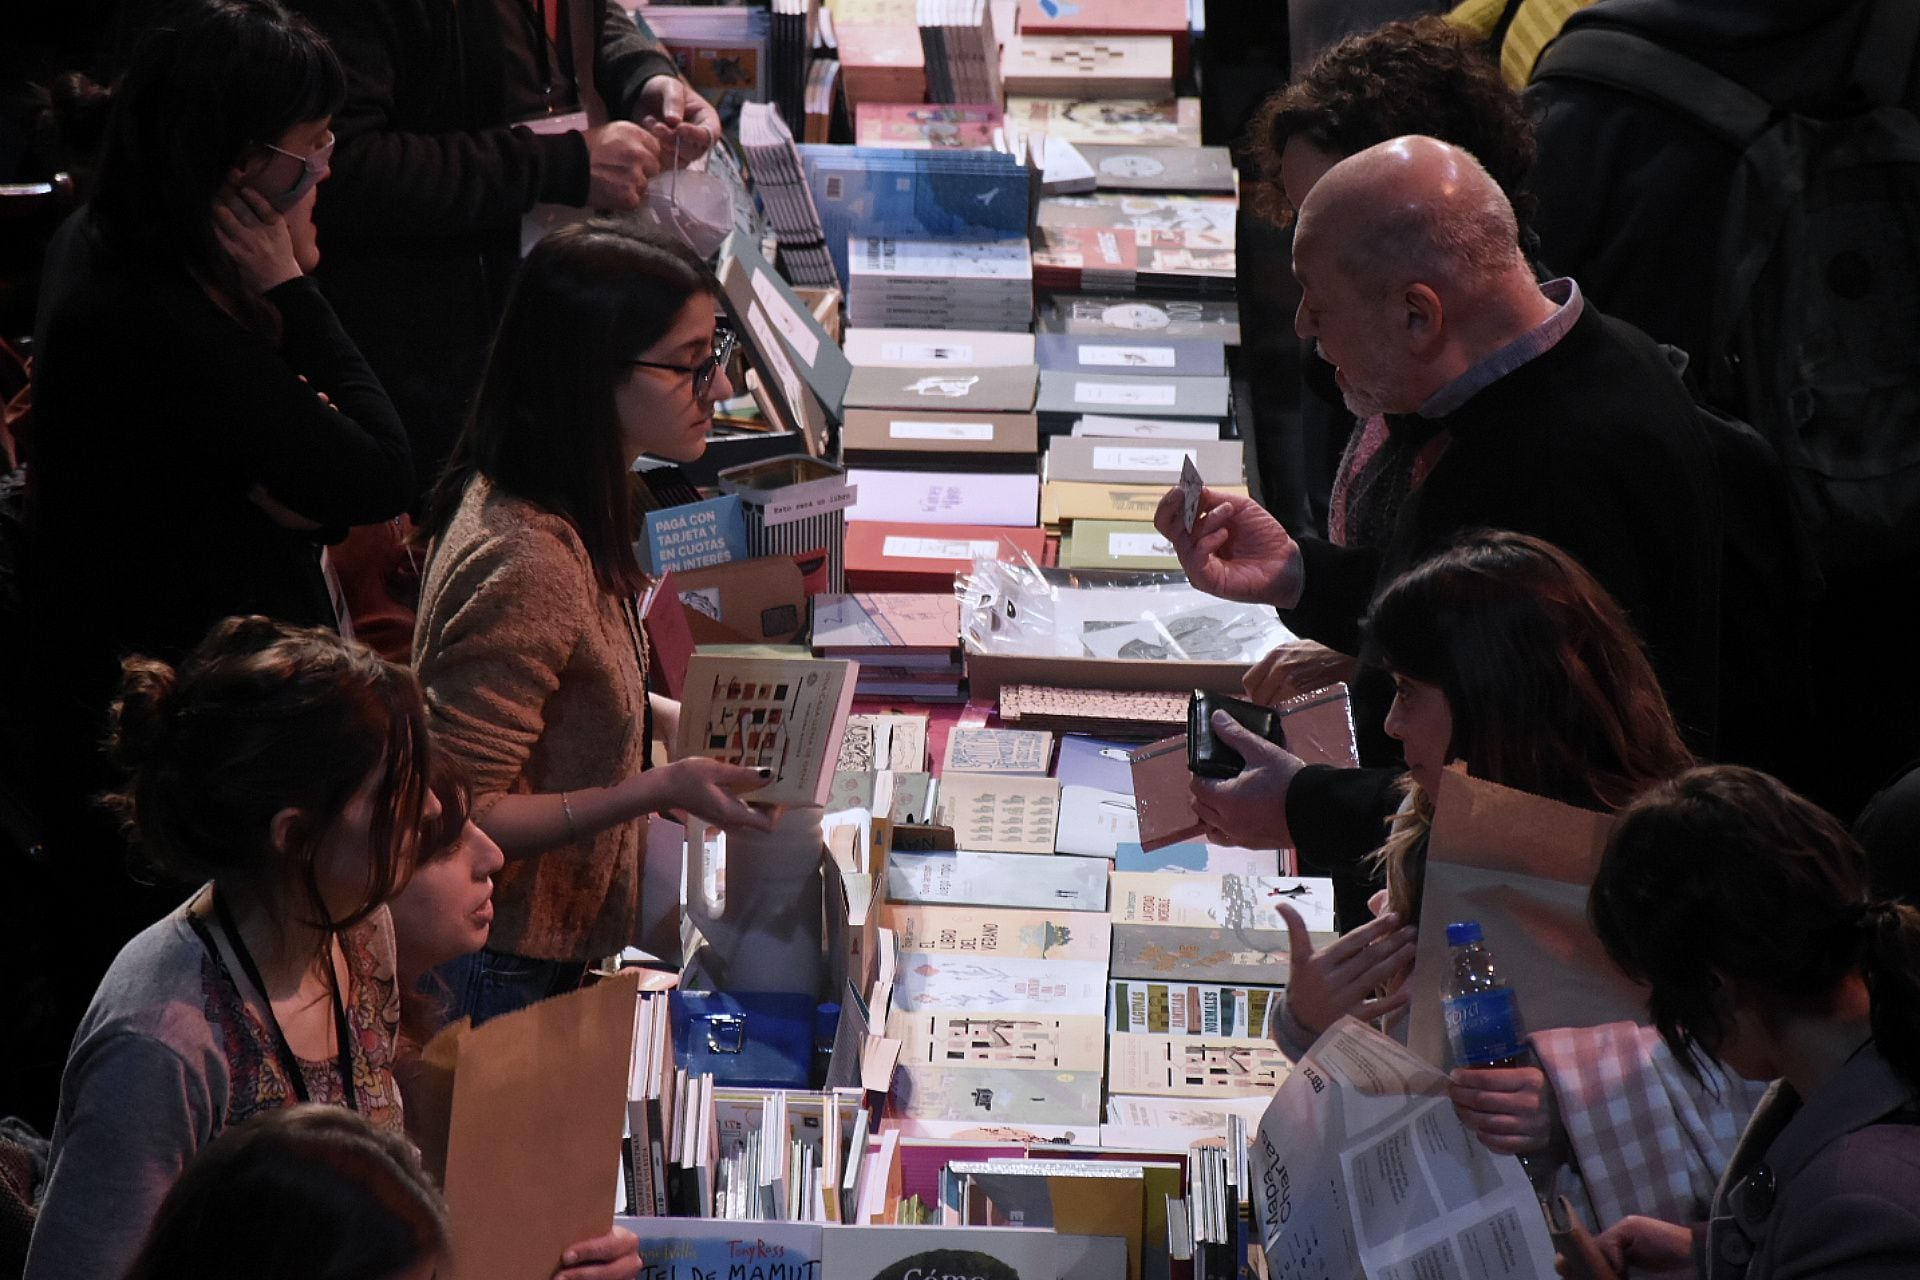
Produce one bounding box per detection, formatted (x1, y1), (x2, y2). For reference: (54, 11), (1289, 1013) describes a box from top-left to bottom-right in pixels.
(1362, 531), (1693, 919)
(1366, 530), (1690, 809)
(125, 1104), (448, 1280)
(1245, 16), (1536, 231)
(88, 0), (345, 329)
(1593, 764), (1920, 1088)
(104, 615), (435, 935)
(423, 219), (718, 595)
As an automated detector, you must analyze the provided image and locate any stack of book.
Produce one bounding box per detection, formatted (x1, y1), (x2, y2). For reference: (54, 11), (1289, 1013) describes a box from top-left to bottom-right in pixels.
(1032, 193), (1236, 298)
(846, 236), (1034, 332)
(835, 18), (927, 108)
(916, 0), (1003, 106)
(799, 145), (1031, 283)
(1013, 0), (1194, 77)
(1000, 34), (1175, 100)
(811, 592), (967, 700)
(739, 103), (839, 290)
(770, 0), (821, 136)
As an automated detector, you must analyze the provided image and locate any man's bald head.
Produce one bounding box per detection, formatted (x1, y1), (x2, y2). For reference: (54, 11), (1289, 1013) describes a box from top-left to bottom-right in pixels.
(1295, 135), (1525, 301)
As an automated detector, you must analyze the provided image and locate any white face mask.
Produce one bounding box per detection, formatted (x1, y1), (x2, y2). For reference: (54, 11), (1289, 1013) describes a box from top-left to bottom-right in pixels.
(646, 165), (733, 259)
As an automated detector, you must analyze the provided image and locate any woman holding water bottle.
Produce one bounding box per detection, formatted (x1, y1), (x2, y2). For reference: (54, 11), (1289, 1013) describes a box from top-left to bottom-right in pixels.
(1193, 531), (1756, 1227)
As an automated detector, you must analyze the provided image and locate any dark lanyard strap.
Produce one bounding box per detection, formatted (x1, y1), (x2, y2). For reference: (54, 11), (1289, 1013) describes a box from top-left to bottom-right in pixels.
(203, 891), (359, 1112)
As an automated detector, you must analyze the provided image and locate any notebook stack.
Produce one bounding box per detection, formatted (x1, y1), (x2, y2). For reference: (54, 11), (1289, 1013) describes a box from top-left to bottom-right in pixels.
(739, 102), (839, 289)
(915, 0), (1003, 106)
(1000, 34), (1175, 100)
(811, 592), (966, 700)
(770, 0), (821, 136)
(847, 236), (1034, 333)
(799, 145), (1030, 284)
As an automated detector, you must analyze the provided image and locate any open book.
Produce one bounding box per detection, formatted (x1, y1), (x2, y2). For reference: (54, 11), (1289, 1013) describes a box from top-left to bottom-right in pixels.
(676, 653), (859, 807)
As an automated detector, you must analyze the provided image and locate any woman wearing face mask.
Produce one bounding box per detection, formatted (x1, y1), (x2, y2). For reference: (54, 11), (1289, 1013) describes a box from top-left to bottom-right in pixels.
(412, 219), (772, 1026)
(22, 0), (414, 1084)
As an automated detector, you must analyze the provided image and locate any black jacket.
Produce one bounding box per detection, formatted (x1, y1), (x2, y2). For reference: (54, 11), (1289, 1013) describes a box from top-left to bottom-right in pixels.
(1282, 304), (1724, 925)
(288, 0), (679, 491)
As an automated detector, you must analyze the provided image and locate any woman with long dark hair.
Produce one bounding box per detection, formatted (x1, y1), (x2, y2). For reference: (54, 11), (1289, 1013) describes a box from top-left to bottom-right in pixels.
(23, 0), (415, 1077)
(1195, 532), (1748, 1226)
(413, 219), (770, 1025)
(1588, 766), (1920, 1277)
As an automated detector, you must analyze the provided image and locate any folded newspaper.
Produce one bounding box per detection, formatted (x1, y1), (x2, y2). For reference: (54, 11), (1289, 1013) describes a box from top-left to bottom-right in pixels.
(1253, 1017), (1557, 1280)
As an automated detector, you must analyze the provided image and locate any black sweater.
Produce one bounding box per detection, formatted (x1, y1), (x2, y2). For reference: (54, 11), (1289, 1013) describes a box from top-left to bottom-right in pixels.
(27, 222), (412, 836)
(289, 0), (680, 494)
(1282, 304), (1724, 926)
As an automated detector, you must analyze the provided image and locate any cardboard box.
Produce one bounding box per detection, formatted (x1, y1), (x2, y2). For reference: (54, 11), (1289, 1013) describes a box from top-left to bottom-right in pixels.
(841, 409), (1040, 472)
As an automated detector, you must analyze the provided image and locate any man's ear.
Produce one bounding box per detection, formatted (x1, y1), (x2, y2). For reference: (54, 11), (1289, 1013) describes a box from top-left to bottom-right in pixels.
(1402, 282), (1445, 356)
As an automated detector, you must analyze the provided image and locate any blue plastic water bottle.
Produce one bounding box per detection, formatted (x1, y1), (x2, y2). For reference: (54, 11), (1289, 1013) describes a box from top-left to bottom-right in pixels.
(1441, 921), (1528, 1067)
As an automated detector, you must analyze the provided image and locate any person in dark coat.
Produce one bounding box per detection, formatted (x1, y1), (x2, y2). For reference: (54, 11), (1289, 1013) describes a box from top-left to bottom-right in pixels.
(1154, 134), (1722, 925)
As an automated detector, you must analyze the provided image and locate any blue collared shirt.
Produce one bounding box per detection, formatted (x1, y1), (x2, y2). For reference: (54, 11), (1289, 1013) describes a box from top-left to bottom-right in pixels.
(1417, 278), (1585, 419)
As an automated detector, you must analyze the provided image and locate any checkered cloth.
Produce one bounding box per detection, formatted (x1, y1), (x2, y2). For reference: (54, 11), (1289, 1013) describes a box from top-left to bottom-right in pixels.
(1534, 1021), (1768, 1231)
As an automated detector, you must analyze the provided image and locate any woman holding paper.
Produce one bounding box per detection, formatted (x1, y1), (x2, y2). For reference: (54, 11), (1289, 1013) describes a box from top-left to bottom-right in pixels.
(1588, 766), (1920, 1278)
(1193, 532), (1757, 1227)
(413, 220), (772, 1026)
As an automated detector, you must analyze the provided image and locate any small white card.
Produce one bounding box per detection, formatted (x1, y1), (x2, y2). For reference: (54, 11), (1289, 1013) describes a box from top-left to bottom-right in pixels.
(1076, 380), (1179, 407)
(1093, 445), (1201, 473)
(889, 420), (996, 441)
(1109, 531), (1176, 558)
(882, 341), (974, 364)
(881, 535), (1003, 560)
(1079, 343), (1177, 369)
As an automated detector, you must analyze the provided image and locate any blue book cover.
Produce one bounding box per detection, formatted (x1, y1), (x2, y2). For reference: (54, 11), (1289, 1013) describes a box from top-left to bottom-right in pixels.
(798, 145), (1031, 283)
(1035, 332), (1227, 377)
(639, 494), (749, 576)
(620, 1218), (823, 1280)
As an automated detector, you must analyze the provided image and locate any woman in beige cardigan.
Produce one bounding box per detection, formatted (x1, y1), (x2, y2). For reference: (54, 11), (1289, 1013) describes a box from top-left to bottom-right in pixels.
(412, 221), (771, 1023)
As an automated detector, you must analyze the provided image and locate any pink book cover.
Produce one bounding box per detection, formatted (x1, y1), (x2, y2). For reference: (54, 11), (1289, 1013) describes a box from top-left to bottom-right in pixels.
(855, 103), (1004, 149)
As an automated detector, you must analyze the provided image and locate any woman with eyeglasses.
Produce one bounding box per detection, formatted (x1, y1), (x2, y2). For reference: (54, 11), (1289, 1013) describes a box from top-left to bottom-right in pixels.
(412, 218), (771, 1025)
(21, 0), (413, 1121)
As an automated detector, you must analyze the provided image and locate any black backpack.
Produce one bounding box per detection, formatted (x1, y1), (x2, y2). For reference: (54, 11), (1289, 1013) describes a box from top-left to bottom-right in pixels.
(1532, 4), (1920, 576)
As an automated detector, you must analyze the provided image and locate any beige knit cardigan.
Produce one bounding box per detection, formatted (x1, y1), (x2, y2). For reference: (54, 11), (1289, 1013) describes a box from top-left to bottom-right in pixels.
(412, 475), (651, 962)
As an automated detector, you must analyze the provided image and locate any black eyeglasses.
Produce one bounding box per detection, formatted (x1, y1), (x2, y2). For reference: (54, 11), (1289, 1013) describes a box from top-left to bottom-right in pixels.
(630, 328), (737, 399)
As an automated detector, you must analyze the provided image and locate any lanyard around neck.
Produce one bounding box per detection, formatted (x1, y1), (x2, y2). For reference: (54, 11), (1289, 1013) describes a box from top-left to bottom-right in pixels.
(207, 891), (359, 1112)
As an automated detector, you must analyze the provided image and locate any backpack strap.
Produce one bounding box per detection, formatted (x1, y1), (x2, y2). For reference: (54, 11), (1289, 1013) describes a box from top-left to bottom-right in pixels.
(1531, 26), (1773, 149)
(1852, 0), (1920, 108)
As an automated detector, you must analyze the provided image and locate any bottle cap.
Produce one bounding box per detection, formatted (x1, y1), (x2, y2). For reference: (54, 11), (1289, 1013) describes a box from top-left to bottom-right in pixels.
(1446, 921), (1483, 946)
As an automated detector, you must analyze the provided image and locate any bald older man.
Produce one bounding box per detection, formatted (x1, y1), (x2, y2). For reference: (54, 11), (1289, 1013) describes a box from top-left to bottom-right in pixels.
(1157, 136), (1722, 923)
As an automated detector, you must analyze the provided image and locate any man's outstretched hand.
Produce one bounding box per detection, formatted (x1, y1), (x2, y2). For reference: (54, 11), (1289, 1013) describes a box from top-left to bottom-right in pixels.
(1154, 485), (1306, 609)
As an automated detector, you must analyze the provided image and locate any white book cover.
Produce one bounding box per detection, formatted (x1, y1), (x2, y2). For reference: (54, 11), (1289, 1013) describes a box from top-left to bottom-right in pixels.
(849, 235), (1034, 281)
(892, 954), (1109, 1016)
(844, 327), (1037, 367)
(886, 849), (1108, 911)
(846, 468), (1040, 527)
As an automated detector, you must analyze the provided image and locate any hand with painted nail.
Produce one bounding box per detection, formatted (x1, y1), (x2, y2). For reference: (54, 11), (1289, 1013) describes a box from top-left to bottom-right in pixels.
(1277, 900), (1418, 1041)
(649, 756), (775, 831)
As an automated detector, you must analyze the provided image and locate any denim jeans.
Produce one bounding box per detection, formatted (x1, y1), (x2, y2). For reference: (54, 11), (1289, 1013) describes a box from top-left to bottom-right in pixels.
(433, 948), (587, 1026)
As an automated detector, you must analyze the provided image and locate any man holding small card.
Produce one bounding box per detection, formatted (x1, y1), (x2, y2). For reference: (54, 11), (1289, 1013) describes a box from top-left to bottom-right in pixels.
(1156, 136), (1722, 916)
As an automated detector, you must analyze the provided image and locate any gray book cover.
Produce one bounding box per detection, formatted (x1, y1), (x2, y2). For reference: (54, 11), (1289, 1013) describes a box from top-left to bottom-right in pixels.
(1037, 370), (1232, 421)
(1035, 332), (1226, 376)
(845, 363), (1040, 412)
(1078, 143), (1238, 193)
(1046, 435), (1245, 486)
